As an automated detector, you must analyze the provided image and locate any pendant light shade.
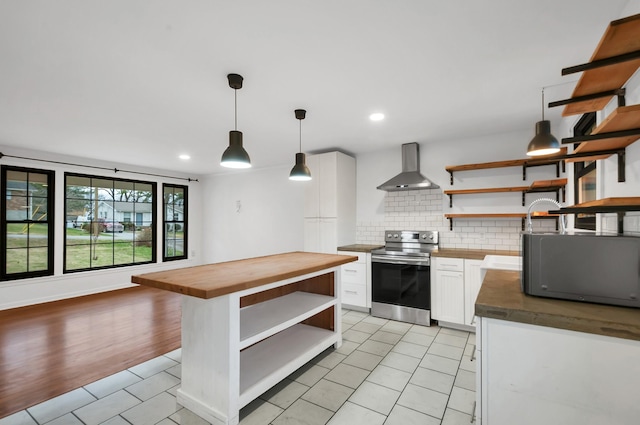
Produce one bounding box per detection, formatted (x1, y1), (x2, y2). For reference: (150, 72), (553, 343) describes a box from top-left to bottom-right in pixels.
(527, 120), (560, 157)
(221, 74), (251, 169)
(221, 130), (251, 168)
(290, 152), (312, 181)
(527, 88), (560, 157)
(289, 109), (312, 181)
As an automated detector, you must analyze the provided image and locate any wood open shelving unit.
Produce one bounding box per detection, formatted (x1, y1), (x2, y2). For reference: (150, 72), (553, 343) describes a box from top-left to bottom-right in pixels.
(559, 14), (640, 117)
(549, 197), (640, 234)
(548, 13), (640, 181)
(445, 148), (567, 185)
(444, 212), (558, 231)
(443, 178), (567, 207)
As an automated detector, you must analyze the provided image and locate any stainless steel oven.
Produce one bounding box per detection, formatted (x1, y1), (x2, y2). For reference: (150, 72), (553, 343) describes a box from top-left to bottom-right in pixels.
(371, 230), (438, 326)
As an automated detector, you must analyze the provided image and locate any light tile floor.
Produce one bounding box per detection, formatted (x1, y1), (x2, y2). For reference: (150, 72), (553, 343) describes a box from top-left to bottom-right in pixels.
(0, 310), (477, 425)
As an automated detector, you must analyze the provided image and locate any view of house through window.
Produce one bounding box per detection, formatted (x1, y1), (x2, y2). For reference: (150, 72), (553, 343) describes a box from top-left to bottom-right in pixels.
(64, 174), (156, 272)
(163, 184), (187, 261)
(1, 166), (55, 280)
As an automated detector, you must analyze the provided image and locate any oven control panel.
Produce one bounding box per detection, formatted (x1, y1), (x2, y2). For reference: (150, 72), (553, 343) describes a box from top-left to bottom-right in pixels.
(384, 230), (439, 245)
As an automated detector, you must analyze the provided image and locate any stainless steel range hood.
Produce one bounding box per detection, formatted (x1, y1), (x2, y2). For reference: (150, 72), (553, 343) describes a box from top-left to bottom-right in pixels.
(377, 143), (440, 191)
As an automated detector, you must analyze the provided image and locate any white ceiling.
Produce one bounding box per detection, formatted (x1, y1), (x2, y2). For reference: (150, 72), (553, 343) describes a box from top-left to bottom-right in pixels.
(0, 0), (633, 176)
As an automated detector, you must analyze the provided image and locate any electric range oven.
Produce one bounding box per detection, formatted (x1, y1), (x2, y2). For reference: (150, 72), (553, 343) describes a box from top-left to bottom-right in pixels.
(371, 230), (438, 326)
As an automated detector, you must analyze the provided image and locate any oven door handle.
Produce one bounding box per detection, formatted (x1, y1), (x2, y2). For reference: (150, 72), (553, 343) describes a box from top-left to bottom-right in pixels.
(371, 255), (430, 266)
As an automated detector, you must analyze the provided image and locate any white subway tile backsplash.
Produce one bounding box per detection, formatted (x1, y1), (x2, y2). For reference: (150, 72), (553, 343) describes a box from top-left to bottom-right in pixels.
(356, 190), (573, 250)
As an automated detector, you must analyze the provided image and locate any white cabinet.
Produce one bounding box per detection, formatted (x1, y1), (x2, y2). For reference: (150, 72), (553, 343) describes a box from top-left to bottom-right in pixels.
(432, 257), (465, 324)
(478, 317), (640, 425)
(431, 257), (483, 329)
(339, 251), (371, 310)
(304, 218), (337, 254)
(303, 152), (356, 254)
(464, 259), (483, 326)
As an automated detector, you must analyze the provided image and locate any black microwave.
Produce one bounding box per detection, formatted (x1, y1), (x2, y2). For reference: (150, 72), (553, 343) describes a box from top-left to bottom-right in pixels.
(521, 232), (640, 308)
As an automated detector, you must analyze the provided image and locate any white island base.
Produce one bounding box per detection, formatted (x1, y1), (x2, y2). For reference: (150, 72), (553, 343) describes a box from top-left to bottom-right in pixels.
(176, 269), (343, 424)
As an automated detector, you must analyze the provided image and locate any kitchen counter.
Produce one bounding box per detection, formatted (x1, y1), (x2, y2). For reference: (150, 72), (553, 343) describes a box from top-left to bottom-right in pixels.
(337, 244), (383, 253)
(431, 248), (519, 260)
(131, 251), (357, 299)
(476, 269), (640, 424)
(476, 269), (640, 341)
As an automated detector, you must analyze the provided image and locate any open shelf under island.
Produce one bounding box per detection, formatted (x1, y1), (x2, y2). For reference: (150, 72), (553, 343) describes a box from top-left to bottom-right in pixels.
(131, 251), (357, 425)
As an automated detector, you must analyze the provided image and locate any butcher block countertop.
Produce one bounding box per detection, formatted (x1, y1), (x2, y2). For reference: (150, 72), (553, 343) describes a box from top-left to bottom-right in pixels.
(476, 270), (640, 341)
(337, 244), (384, 253)
(432, 248), (520, 260)
(131, 251), (357, 299)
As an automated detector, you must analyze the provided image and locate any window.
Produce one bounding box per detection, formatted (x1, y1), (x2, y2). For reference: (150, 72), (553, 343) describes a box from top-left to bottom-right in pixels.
(163, 184), (187, 261)
(1, 166), (55, 280)
(573, 112), (597, 230)
(64, 173), (156, 272)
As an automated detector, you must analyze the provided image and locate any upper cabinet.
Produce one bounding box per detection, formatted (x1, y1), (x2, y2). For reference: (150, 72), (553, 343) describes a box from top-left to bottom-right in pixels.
(304, 152), (355, 219)
(303, 151), (356, 253)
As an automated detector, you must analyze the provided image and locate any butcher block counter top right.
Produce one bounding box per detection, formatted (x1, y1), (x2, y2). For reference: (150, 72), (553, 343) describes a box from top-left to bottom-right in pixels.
(476, 269), (640, 341)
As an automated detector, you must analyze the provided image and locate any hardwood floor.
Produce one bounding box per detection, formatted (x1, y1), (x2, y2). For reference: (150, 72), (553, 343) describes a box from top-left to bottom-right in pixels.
(0, 286), (181, 419)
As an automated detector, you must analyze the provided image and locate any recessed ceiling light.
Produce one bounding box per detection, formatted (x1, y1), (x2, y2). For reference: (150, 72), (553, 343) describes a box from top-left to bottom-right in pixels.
(369, 113), (385, 122)
(179, 154), (191, 160)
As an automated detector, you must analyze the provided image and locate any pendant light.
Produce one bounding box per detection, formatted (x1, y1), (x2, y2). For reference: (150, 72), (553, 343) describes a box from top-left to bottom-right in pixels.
(221, 73), (251, 168)
(289, 109), (312, 181)
(527, 88), (560, 157)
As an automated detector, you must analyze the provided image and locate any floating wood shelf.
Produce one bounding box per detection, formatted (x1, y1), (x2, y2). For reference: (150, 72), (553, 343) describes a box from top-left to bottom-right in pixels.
(445, 148), (567, 185)
(444, 178), (567, 207)
(563, 105), (640, 158)
(444, 212), (559, 231)
(549, 197), (640, 233)
(560, 14), (640, 117)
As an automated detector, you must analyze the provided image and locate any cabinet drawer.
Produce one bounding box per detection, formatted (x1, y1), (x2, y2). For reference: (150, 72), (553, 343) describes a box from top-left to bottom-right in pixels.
(340, 251), (366, 263)
(341, 262), (366, 284)
(342, 283), (366, 307)
(436, 257), (464, 272)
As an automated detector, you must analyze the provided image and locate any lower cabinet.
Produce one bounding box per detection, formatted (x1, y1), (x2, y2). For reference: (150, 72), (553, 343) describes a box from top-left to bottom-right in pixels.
(339, 251), (371, 310)
(477, 316), (640, 425)
(464, 259), (483, 326)
(431, 257), (483, 328)
(432, 257), (465, 323)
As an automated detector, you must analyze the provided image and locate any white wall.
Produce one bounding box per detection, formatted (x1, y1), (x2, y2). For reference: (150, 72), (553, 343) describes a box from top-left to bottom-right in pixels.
(0, 146), (204, 310)
(201, 164), (305, 263)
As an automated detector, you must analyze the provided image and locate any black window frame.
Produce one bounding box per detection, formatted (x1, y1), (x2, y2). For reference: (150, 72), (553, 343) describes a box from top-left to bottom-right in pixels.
(1, 165), (55, 281)
(162, 183), (188, 262)
(63, 172), (157, 273)
(573, 112), (597, 231)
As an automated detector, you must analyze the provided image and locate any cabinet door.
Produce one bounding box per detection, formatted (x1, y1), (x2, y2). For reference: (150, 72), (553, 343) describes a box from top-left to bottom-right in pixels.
(433, 269), (465, 324)
(318, 153), (338, 218)
(464, 259), (483, 326)
(303, 155), (320, 218)
(318, 218), (337, 254)
(303, 218), (319, 252)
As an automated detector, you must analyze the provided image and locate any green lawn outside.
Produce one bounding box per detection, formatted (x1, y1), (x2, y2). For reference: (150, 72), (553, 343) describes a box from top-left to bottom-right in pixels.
(5, 225), (176, 274)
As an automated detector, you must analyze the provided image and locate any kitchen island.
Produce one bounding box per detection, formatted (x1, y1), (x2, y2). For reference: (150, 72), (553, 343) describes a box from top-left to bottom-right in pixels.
(475, 270), (640, 425)
(131, 251), (357, 425)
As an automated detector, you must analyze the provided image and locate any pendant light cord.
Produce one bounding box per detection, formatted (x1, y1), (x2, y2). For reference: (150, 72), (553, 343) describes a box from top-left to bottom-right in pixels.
(541, 88), (545, 121)
(234, 89), (238, 131)
(299, 119), (302, 153)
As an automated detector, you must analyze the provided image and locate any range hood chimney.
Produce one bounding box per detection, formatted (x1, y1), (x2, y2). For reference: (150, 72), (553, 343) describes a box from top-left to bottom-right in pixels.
(377, 142), (440, 191)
